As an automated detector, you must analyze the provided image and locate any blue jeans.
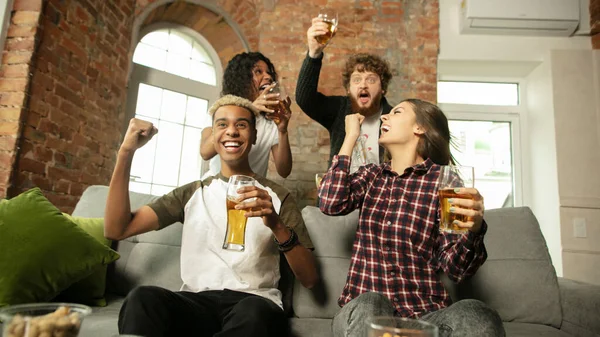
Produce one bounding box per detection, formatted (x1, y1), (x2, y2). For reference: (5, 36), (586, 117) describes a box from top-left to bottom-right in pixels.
(332, 292), (505, 337)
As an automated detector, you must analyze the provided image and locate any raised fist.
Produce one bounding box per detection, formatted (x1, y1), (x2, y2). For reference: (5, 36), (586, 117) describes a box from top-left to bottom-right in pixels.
(120, 118), (158, 153)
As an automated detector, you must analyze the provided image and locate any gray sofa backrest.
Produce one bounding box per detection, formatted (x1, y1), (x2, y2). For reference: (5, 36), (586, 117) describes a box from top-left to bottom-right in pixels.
(292, 208), (359, 318)
(456, 206), (562, 328)
(72, 186), (184, 296)
(295, 206), (562, 327)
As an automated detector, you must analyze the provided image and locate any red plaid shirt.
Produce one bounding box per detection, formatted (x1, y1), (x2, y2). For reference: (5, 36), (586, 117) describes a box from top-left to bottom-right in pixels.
(318, 155), (487, 318)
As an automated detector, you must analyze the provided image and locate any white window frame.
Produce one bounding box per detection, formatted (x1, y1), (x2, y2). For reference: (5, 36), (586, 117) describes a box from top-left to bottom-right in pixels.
(0, 0), (14, 59)
(438, 76), (526, 207)
(125, 23), (223, 187)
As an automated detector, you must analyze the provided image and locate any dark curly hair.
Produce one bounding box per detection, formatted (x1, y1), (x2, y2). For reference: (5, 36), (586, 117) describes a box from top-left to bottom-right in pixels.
(342, 53), (392, 93)
(221, 52), (278, 99)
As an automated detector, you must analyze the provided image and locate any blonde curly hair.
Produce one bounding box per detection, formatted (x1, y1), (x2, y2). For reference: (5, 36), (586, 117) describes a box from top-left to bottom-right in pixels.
(208, 95), (259, 117)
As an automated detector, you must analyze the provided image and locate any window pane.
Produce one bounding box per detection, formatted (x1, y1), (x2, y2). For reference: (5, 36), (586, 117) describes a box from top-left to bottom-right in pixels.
(160, 90), (186, 124)
(168, 30), (192, 57)
(130, 182), (152, 195)
(130, 116), (159, 184)
(179, 126), (202, 185)
(191, 42), (212, 64)
(152, 121), (183, 186)
(449, 120), (514, 209)
(133, 44), (166, 71)
(165, 53), (191, 79)
(140, 30), (169, 50)
(134, 29), (217, 86)
(150, 184), (175, 197)
(135, 84), (162, 118)
(186, 97), (209, 128)
(189, 61), (216, 85)
(438, 82), (519, 106)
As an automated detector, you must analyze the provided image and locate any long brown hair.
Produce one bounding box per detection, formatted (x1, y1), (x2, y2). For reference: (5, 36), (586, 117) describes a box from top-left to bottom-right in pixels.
(402, 98), (455, 165)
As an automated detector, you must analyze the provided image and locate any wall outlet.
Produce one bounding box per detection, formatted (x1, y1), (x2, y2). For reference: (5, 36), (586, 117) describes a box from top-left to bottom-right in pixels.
(573, 218), (587, 238)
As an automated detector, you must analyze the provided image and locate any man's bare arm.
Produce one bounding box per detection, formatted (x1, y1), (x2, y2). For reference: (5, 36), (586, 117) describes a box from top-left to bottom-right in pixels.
(104, 119), (161, 241)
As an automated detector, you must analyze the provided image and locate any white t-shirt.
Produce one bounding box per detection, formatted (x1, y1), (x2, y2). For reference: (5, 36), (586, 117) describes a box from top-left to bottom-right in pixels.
(147, 174), (313, 308)
(202, 113), (279, 177)
(359, 109), (382, 165)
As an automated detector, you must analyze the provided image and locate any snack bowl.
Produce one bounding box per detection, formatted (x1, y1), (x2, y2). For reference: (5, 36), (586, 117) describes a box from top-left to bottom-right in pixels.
(0, 303), (92, 337)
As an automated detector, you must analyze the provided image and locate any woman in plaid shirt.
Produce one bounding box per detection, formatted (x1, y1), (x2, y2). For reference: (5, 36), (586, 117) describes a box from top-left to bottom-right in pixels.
(318, 99), (505, 337)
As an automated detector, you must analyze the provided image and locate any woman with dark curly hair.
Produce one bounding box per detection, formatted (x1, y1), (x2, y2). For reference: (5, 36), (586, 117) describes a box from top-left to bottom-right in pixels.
(200, 52), (293, 178)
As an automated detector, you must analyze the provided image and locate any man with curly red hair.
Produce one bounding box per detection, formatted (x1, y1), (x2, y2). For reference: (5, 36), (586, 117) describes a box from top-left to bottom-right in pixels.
(296, 17), (394, 170)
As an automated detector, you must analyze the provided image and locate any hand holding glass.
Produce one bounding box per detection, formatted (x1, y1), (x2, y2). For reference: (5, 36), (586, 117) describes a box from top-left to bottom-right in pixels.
(316, 9), (338, 45)
(223, 175), (256, 252)
(266, 82), (287, 124)
(369, 317), (438, 337)
(438, 165), (475, 234)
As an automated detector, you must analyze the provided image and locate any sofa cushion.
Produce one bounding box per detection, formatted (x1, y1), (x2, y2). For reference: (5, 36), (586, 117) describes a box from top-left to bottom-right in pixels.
(0, 188), (120, 307)
(503, 322), (571, 337)
(293, 207), (358, 318)
(72, 186), (183, 296)
(290, 317), (333, 337)
(452, 207), (562, 328)
(56, 215), (113, 306)
(78, 295), (124, 337)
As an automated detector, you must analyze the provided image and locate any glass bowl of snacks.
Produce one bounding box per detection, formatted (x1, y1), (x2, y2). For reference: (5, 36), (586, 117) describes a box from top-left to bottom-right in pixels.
(0, 303), (92, 337)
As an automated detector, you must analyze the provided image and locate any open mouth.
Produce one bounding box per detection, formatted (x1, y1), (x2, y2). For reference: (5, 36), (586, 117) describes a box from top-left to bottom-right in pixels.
(222, 141), (242, 152)
(358, 91), (370, 104)
(259, 82), (273, 91)
(380, 124), (390, 134)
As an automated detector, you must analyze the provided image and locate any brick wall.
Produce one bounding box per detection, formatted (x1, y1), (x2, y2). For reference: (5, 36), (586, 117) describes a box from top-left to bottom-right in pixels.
(135, 0), (439, 208)
(0, 0), (135, 213)
(1, 0), (438, 211)
(0, 0), (42, 199)
(592, 0), (599, 49)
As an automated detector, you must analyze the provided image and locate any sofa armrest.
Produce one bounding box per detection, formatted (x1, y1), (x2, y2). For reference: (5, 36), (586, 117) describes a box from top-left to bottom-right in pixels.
(558, 277), (600, 336)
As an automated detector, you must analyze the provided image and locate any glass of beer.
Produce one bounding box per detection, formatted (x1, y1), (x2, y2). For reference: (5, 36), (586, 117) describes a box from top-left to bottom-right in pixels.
(315, 173), (325, 188)
(316, 9), (338, 45)
(266, 81), (287, 124)
(438, 165), (475, 234)
(223, 175), (256, 252)
(369, 317), (438, 337)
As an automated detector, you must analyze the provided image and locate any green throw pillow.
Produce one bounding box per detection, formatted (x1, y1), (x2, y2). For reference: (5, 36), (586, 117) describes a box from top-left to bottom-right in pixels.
(0, 188), (120, 307)
(55, 214), (114, 307)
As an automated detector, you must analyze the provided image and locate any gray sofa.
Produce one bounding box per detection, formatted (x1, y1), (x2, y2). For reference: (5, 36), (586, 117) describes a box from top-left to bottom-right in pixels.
(66, 185), (600, 337)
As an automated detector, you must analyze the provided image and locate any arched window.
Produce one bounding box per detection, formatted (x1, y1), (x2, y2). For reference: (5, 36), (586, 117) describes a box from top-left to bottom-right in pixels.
(126, 25), (221, 196)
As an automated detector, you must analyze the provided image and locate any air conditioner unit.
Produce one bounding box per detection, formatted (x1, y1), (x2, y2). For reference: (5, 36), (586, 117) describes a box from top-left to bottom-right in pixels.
(460, 0), (580, 37)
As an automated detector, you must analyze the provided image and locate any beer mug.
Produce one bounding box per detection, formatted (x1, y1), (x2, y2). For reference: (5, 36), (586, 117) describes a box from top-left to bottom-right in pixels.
(223, 175), (256, 251)
(369, 317), (438, 337)
(316, 9), (338, 45)
(438, 165), (475, 234)
(266, 81), (287, 123)
(315, 173), (325, 188)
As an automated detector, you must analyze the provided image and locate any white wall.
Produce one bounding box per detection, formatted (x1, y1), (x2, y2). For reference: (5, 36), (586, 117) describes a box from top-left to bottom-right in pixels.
(439, 0), (591, 62)
(525, 59), (562, 274)
(438, 0), (595, 276)
(552, 50), (600, 285)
